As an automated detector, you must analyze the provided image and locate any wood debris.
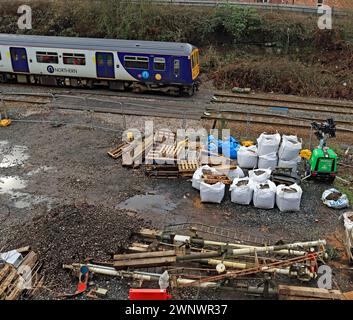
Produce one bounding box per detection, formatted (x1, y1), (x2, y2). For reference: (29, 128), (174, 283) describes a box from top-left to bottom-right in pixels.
(0, 248), (43, 300)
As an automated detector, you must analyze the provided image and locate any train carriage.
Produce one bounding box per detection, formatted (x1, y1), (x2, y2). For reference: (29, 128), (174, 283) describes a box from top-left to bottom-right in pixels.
(0, 34), (200, 96)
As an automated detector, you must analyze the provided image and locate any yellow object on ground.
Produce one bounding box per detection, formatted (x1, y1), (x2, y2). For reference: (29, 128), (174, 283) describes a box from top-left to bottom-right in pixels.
(242, 140), (254, 147)
(126, 131), (134, 142)
(300, 149), (312, 160)
(0, 119), (11, 127)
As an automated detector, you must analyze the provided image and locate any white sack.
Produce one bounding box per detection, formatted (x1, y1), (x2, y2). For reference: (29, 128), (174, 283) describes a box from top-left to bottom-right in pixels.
(192, 165), (218, 190)
(227, 166), (245, 181)
(230, 177), (254, 205)
(276, 183), (303, 212)
(258, 152), (278, 170)
(322, 188), (350, 209)
(253, 180), (277, 209)
(257, 133), (281, 156)
(249, 168), (272, 183)
(200, 182), (225, 203)
(237, 145), (258, 169)
(278, 135), (302, 161)
(278, 156), (301, 172)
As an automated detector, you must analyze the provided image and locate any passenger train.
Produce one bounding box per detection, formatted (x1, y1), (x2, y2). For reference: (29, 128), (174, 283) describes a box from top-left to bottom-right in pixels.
(0, 34), (200, 96)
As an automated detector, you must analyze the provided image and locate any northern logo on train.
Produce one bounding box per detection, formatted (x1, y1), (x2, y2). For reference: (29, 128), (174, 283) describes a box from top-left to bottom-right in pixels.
(47, 65), (55, 74)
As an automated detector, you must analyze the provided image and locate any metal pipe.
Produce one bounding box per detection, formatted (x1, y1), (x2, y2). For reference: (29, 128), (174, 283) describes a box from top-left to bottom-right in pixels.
(64, 263), (219, 288)
(168, 235), (310, 256)
(202, 259), (292, 275)
(228, 240), (326, 257)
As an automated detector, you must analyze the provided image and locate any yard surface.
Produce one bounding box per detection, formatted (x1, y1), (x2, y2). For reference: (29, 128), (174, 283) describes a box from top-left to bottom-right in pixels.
(0, 102), (352, 299)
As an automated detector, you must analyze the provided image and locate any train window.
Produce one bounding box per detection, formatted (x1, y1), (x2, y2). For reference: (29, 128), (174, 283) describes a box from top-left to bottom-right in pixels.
(174, 59), (180, 76)
(63, 53), (86, 66)
(124, 56), (149, 69)
(153, 57), (165, 71)
(107, 55), (113, 67)
(191, 55), (195, 69)
(36, 51), (59, 64)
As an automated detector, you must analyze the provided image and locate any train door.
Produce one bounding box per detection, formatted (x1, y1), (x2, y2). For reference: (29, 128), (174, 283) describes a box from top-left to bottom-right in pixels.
(96, 52), (115, 79)
(10, 47), (29, 73)
(171, 58), (180, 83)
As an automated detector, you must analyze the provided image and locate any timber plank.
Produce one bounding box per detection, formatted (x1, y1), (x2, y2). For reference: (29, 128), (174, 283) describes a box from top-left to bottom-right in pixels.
(113, 256), (176, 269)
(114, 250), (176, 261)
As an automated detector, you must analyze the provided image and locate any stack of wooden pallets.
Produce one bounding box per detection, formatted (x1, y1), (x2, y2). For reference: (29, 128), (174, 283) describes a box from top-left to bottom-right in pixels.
(0, 248), (43, 300)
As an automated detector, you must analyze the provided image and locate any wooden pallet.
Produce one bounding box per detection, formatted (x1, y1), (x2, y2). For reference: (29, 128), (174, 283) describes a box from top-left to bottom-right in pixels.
(107, 142), (129, 159)
(154, 129), (175, 144)
(145, 143), (184, 165)
(122, 135), (154, 168)
(145, 164), (179, 178)
(178, 160), (199, 177)
(0, 250), (42, 300)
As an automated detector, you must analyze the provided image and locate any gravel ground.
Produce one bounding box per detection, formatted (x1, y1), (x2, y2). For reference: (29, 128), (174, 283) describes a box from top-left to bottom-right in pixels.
(0, 105), (352, 299)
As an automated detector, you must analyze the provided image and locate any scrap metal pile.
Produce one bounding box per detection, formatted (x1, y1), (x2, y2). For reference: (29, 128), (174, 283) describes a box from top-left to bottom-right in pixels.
(63, 224), (346, 300)
(0, 247), (43, 300)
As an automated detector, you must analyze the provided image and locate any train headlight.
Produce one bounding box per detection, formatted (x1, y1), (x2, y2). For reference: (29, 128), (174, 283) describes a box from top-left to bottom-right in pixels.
(155, 74), (162, 81)
(142, 71), (149, 79)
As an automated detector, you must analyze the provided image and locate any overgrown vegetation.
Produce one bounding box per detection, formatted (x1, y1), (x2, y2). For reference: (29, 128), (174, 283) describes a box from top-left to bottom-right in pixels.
(1, 0), (353, 99)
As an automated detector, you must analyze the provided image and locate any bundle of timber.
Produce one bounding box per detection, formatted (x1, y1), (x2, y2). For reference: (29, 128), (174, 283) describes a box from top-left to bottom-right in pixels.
(0, 247), (43, 300)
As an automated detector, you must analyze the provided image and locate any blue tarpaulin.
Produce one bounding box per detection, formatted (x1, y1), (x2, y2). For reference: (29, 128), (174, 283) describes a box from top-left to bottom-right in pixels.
(208, 135), (240, 159)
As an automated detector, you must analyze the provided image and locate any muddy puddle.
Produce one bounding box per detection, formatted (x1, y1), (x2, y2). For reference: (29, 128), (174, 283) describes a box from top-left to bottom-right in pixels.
(0, 141), (30, 168)
(117, 193), (178, 214)
(0, 175), (54, 209)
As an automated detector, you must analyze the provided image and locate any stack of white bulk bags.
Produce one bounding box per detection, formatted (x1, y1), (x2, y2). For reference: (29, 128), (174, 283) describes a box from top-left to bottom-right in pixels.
(257, 133), (280, 170)
(200, 182), (225, 203)
(276, 184), (303, 212)
(237, 145), (258, 169)
(258, 152), (278, 170)
(230, 177), (254, 205)
(277, 135), (302, 173)
(253, 180), (277, 209)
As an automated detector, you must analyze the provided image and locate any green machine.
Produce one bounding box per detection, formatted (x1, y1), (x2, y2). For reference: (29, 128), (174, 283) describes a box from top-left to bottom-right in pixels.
(307, 118), (337, 182)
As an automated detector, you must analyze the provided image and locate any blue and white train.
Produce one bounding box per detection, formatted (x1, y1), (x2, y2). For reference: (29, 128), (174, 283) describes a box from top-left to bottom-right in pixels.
(0, 34), (200, 96)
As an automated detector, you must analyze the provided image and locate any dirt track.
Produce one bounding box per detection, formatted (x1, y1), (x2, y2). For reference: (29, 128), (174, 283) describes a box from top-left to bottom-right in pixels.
(0, 104), (352, 299)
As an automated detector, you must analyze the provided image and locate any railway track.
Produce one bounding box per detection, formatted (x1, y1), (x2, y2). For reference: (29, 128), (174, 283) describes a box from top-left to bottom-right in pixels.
(1, 88), (353, 133)
(212, 93), (353, 116)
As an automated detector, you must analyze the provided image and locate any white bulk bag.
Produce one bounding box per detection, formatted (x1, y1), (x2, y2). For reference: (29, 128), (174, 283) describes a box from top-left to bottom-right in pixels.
(276, 184), (303, 212)
(278, 135), (302, 161)
(227, 166), (245, 181)
(249, 168), (272, 183)
(230, 177), (254, 205)
(257, 133), (281, 156)
(192, 165), (218, 190)
(237, 145), (258, 169)
(278, 156), (301, 172)
(258, 152), (278, 170)
(253, 180), (277, 209)
(200, 182), (225, 203)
